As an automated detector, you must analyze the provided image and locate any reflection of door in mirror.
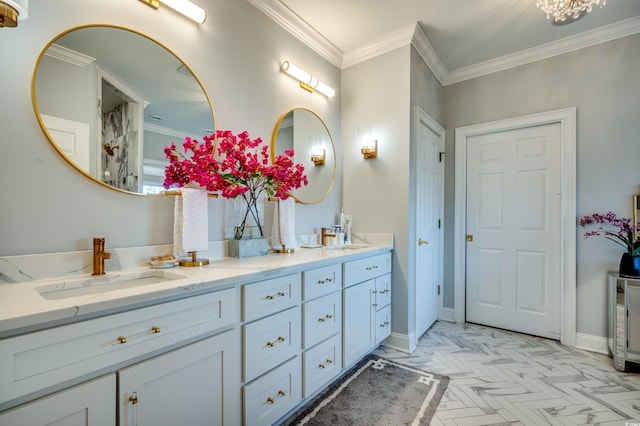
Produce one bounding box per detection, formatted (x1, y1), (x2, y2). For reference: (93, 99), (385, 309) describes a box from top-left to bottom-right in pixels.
(98, 69), (143, 193)
(41, 115), (90, 171)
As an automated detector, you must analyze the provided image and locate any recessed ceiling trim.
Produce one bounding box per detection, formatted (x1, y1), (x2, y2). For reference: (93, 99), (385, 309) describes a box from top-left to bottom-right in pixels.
(44, 44), (96, 68)
(410, 24), (448, 86)
(342, 23), (414, 69)
(246, 0), (343, 67)
(445, 15), (640, 85)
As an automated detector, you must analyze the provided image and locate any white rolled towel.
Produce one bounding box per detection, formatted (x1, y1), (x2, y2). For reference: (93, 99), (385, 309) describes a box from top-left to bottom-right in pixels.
(272, 197), (296, 249)
(173, 188), (208, 257)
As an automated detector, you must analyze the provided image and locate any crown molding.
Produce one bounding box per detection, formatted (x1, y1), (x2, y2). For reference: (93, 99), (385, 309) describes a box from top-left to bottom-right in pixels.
(341, 23), (414, 69)
(246, 0), (343, 67)
(410, 24), (448, 85)
(445, 16), (640, 85)
(248, 1), (640, 85)
(44, 44), (95, 67)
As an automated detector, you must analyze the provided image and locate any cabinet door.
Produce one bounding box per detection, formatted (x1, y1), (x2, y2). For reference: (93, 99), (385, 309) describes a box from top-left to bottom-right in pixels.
(343, 280), (375, 367)
(0, 374), (115, 426)
(118, 330), (239, 426)
(375, 305), (392, 345)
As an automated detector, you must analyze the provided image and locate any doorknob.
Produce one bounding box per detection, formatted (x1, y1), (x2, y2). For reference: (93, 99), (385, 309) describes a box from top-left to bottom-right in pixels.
(418, 238), (429, 246)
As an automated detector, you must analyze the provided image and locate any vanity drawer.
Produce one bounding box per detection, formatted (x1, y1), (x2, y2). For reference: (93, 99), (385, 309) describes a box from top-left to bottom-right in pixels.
(374, 274), (392, 309)
(302, 291), (341, 350)
(303, 333), (341, 398)
(375, 305), (392, 345)
(303, 263), (342, 301)
(242, 273), (301, 322)
(629, 287), (640, 306)
(243, 306), (301, 383)
(0, 288), (235, 405)
(343, 253), (392, 288)
(243, 356), (301, 426)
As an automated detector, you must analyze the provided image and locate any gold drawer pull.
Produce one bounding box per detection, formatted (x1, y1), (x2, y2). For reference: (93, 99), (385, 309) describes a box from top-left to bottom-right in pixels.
(317, 277), (333, 284)
(151, 326), (161, 333)
(379, 321), (390, 327)
(365, 265), (379, 271)
(117, 336), (127, 344)
(266, 390), (286, 404)
(318, 358), (334, 369)
(266, 336), (286, 347)
(265, 291), (286, 300)
(129, 392), (138, 405)
(317, 314), (333, 322)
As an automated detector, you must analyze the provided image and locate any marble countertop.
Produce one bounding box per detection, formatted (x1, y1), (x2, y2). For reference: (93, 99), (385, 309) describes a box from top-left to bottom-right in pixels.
(0, 243), (392, 338)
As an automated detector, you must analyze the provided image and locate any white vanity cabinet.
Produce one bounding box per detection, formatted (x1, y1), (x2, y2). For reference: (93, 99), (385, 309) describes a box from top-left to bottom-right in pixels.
(119, 330), (237, 426)
(0, 287), (238, 425)
(301, 263), (342, 398)
(241, 273), (303, 425)
(0, 374), (115, 426)
(343, 253), (392, 368)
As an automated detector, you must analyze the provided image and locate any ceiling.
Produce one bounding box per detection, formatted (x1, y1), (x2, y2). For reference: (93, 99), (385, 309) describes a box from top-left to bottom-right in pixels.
(249, 0), (640, 84)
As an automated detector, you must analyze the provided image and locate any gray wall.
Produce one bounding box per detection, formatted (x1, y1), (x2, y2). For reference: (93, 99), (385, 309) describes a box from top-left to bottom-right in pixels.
(443, 34), (640, 338)
(0, 0), (342, 256)
(341, 44), (445, 347)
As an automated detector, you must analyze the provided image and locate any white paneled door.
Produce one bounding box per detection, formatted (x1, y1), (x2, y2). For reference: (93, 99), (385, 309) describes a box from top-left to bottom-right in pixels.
(415, 108), (444, 339)
(465, 123), (562, 339)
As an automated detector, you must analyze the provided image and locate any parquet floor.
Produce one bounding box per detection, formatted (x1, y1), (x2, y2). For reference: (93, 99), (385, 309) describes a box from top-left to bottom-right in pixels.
(374, 321), (640, 425)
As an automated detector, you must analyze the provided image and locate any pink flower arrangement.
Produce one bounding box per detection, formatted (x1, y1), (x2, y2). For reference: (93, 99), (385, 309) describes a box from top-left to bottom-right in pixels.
(164, 129), (308, 238)
(579, 212), (640, 256)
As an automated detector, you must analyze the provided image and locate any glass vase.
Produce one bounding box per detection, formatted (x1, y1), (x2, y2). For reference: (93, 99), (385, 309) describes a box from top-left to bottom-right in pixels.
(233, 193), (265, 240)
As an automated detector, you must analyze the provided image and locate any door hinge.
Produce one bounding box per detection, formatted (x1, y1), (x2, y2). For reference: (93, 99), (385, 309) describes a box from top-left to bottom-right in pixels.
(439, 152), (445, 162)
(438, 219), (441, 229)
(437, 285), (441, 295)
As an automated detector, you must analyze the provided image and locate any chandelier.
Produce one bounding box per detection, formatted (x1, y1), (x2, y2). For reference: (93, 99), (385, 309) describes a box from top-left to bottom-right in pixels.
(536, 0), (606, 23)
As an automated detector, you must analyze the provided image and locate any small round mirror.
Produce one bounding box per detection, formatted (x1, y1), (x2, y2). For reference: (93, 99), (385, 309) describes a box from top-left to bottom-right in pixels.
(32, 25), (215, 195)
(272, 108), (335, 204)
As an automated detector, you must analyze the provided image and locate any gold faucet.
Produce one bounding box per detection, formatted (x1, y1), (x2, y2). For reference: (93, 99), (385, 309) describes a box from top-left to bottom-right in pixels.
(92, 237), (111, 275)
(321, 227), (336, 246)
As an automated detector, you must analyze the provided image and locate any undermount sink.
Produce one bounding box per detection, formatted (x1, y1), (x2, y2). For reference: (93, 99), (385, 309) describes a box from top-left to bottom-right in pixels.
(35, 270), (186, 300)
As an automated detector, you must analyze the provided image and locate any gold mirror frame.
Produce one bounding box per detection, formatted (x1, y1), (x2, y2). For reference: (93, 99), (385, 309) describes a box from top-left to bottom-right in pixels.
(271, 108), (336, 204)
(31, 24), (215, 195)
(634, 194), (640, 240)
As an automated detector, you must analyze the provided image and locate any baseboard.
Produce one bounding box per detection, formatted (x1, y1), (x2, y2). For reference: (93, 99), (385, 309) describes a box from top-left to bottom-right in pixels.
(574, 332), (609, 355)
(439, 307), (455, 322)
(382, 332), (415, 354)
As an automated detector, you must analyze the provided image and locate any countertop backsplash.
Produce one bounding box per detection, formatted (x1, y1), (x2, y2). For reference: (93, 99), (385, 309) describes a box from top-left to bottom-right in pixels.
(0, 233), (393, 284)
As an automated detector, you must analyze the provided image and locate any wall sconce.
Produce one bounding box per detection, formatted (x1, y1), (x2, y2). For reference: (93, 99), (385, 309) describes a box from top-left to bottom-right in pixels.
(139, 0), (206, 24)
(311, 148), (325, 166)
(0, 0), (28, 27)
(361, 140), (377, 160)
(281, 61), (335, 98)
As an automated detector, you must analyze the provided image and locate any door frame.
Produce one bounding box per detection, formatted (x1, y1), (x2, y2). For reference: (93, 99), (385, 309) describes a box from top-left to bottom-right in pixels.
(453, 107), (576, 346)
(411, 106), (445, 348)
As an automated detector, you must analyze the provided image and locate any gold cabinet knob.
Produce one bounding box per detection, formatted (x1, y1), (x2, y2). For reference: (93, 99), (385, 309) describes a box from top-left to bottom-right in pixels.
(418, 238), (429, 246)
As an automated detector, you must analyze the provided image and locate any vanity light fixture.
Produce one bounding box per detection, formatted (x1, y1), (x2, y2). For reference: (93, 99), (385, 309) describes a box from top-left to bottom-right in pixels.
(361, 140), (377, 160)
(139, 0), (206, 24)
(281, 61), (335, 98)
(0, 0), (28, 27)
(310, 148), (325, 166)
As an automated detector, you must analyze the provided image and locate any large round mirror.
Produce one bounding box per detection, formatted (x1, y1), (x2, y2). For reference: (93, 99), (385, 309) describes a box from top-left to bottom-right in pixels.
(32, 25), (215, 195)
(272, 108), (335, 204)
